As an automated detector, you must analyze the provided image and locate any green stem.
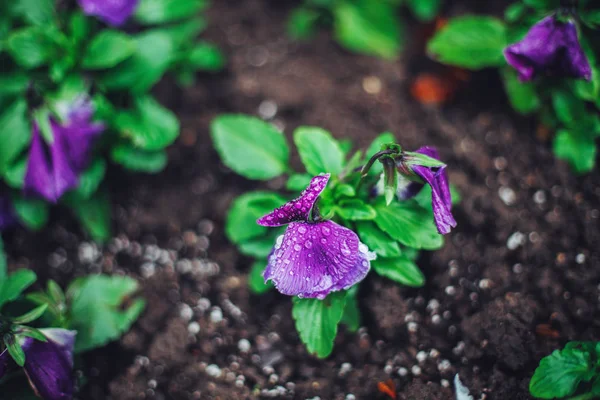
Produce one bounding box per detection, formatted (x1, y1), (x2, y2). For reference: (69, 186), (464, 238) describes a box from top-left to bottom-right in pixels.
(356, 149), (398, 193)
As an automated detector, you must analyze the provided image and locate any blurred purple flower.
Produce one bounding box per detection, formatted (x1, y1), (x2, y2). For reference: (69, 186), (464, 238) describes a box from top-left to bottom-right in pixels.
(258, 174), (375, 299)
(77, 0), (139, 26)
(504, 16), (591, 81)
(397, 147), (456, 235)
(24, 98), (104, 203)
(0, 329), (76, 400)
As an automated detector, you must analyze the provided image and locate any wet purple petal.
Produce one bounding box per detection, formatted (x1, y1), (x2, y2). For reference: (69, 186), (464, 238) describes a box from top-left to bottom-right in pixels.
(257, 174), (330, 227)
(263, 220), (375, 299)
(77, 0), (138, 26)
(22, 329), (76, 400)
(504, 16), (591, 81)
(411, 147), (456, 235)
(24, 124), (79, 203)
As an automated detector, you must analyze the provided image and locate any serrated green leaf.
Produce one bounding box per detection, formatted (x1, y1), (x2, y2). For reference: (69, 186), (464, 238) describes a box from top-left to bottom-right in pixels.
(373, 200), (443, 250)
(333, 0), (403, 59)
(355, 221), (401, 258)
(427, 16), (507, 69)
(111, 144), (168, 173)
(372, 256), (425, 287)
(248, 260), (273, 294)
(292, 291), (347, 358)
(226, 192), (287, 244)
(335, 199), (376, 220)
(529, 347), (594, 398)
(294, 127), (344, 176)
(83, 30), (136, 69)
(69, 275), (145, 352)
(211, 115), (290, 180)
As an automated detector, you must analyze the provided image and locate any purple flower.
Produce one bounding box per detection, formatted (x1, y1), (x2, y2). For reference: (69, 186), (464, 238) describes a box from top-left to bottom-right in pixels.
(77, 0), (139, 27)
(0, 329), (76, 400)
(24, 98), (104, 203)
(504, 16), (591, 81)
(397, 147), (456, 235)
(258, 174), (375, 299)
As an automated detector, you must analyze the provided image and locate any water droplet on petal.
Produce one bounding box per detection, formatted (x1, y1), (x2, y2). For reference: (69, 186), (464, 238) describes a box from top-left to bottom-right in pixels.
(298, 226), (307, 234)
(321, 226), (331, 236)
(321, 238), (327, 244)
(293, 244), (302, 251)
(304, 241), (312, 249)
(358, 243), (369, 254)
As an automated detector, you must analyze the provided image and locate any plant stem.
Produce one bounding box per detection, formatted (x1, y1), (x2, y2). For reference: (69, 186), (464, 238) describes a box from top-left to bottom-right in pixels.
(356, 149), (398, 193)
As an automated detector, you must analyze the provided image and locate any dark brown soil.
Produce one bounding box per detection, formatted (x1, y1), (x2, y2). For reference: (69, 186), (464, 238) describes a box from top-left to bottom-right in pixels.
(4, 0), (600, 399)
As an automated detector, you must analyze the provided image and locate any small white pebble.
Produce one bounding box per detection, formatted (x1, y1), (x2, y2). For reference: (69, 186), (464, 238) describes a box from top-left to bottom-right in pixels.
(148, 379), (157, 389)
(258, 100), (278, 120)
(534, 190), (546, 204)
(384, 365), (393, 374)
(268, 374), (279, 384)
(445, 286), (457, 296)
(499, 186), (516, 206)
(493, 157), (507, 170)
(429, 349), (440, 358)
(416, 351), (428, 363)
(576, 253), (586, 264)
(407, 322), (418, 333)
(478, 279), (492, 290)
(441, 379), (450, 388)
(188, 322), (200, 335)
(507, 232), (526, 250)
(179, 304), (193, 321)
(140, 262), (156, 278)
(339, 362), (352, 377)
(398, 367), (408, 377)
(427, 299), (440, 312)
(345, 395), (356, 400)
(411, 365), (422, 376)
(205, 364), (222, 378)
(438, 359), (452, 373)
(238, 339), (251, 353)
(432, 315), (442, 325)
(513, 263), (523, 274)
(210, 307), (223, 323)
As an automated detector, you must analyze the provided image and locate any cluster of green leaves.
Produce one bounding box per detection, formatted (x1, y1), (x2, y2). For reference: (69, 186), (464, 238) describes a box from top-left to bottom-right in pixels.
(0, 0), (224, 241)
(0, 236), (144, 374)
(211, 114), (453, 358)
(426, 0), (600, 174)
(288, 0), (442, 59)
(530, 341), (600, 399)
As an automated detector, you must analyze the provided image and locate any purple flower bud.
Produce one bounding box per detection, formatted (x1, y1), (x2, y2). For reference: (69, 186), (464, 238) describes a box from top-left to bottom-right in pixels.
(77, 0), (139, 27)
(504, 16), (591, 81)
(24, 98), (104, 203)
(0, 329), (76, 400)
(395, 147), (456, 235)
(258, 175), (375, 299)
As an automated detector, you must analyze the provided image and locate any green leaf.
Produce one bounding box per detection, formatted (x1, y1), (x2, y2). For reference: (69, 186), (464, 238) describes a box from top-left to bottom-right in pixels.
(501, 67), (540, 114)
(355, 221), (401, 258)
(100, 30), (175, 93)
(372, 256), (425, 287)
(286, 174), (313, 191)
(226, 192), (286, 244)
(64, 191), (111, 243)
(248, 260), (273, 294)
(335, 199), (376, 220)
(135, 0), (207, 24)
(403, 152), (446, 168)
(553, 130), (597, 174)
(334, 184), (356, 199)
(47, 280), (65, 305)
(292, 291), (347, 358)
(373, 200), (443, 250)
(5, 334), (26, 367)
(552, 89), (586, 127)
(340, 288), (360, 332)
(427, 16), (507, 69)
(382, 159), (397, 206)
(333, 0), (403, 59)
(82, 30), (136, 69)
(16, 327), (48, 343)
(68, 275), (145, 352)
(4, 156), (27, 188)
(11, 0), (55, 25)
(111, 144), (168, 173)
(0, 237), (6, 280)
(69, 12), (90, 45)
(287, 7), (320, 40)
(529, 347), (594, 398)
(0, 99), (31, 174)
(187, 42), (225, 71)
(523, 0), (560, 10)
(7, 27), (57, 68)
(12, 304), (48, 325)
(239, 229), (282, 258)
(156, 17), (206, 46)
(12, 196), (49, 231)
(0, 270), (37, 309)
(73, 159), (106, 198)
(504, 3), (526, 22)
(406, 0), (442, 22)
(294, 127), (344, 176)
(116, 96), (180, 151)
(211, 115), (290, 180)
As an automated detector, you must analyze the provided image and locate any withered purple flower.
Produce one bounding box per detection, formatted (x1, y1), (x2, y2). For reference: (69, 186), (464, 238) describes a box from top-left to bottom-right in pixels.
(0, 329), (76, 400)
(397, 146), (456, 235)
(258, 174), (375, 299)
(77, 0), (139, 27)
(24, 97), (104, 203)
(504, 16), (591, 81)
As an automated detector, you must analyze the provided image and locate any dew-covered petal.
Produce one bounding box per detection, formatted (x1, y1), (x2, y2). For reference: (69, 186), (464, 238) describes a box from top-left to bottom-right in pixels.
(22, 329), (76, 400)
(257, 174), (330, 227)
(264, 220), (375, 299)
(24, 124), (79, 203)
(77, 0), (138, 26)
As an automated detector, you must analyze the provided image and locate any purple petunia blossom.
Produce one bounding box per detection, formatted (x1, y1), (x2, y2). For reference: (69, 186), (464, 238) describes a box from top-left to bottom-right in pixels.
(0, 329), (76, 400)
(258, 174), (375, 299)
(396, 147), (456, 235)
(504, 16), (591, 81)
(77, 0), (139, 26)
(24, 98), (104, 203)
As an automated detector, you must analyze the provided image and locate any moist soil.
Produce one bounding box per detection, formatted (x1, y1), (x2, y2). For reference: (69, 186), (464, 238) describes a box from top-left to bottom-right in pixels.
(4, 0), (600, 399)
